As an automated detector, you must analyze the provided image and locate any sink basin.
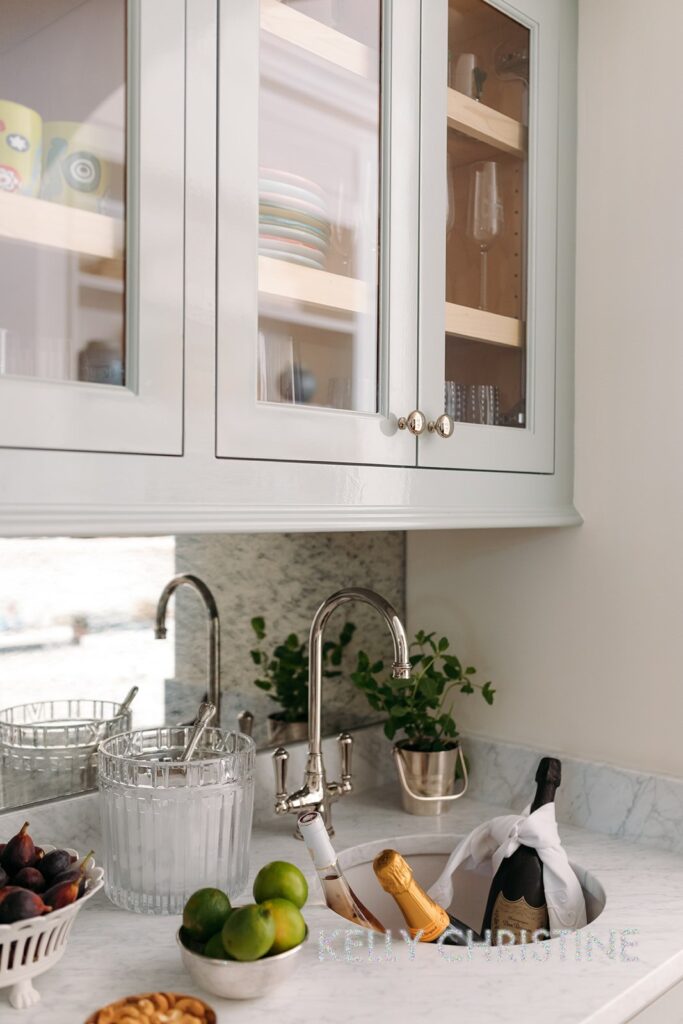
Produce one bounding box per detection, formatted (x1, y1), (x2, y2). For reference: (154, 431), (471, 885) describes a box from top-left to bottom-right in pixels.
(337, 834), (606, 942)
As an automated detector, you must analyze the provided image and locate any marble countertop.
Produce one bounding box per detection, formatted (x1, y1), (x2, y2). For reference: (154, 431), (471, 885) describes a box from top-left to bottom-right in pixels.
(3, 785), (683, 1024)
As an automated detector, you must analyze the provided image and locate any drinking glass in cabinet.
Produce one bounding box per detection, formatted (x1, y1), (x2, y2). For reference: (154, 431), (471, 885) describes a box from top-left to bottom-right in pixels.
(0, 0), (127, 387)
(445, 0), (530, 431)
(466, 161), (504, 311)
(258, 0), (382, 417)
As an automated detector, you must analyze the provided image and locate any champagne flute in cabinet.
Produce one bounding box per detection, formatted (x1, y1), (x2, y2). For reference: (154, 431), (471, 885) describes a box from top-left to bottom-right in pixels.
(466, 160), (504, 311)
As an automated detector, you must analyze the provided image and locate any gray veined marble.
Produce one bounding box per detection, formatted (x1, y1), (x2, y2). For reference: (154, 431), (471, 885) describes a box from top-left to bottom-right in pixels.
(461, 733), (683, 856)
(10, 723), (680, 859)
(171, 532), (406, 747)
(2, 778), (683, 1024)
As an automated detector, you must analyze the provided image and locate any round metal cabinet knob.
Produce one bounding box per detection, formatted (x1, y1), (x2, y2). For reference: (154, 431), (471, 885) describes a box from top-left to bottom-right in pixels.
(397, 410), (427, 435)
(428, 414), (455, 439)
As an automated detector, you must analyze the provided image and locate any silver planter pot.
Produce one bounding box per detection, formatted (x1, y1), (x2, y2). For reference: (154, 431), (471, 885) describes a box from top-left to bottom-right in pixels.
(393, 741), (469, 816)
(267, 714), (308, 746)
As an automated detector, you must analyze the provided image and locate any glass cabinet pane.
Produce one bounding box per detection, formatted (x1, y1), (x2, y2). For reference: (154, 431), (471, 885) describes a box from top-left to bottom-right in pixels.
(445, 0), (529, 429)
(0, 1), (126, 387)
(257, 1), (382, 413)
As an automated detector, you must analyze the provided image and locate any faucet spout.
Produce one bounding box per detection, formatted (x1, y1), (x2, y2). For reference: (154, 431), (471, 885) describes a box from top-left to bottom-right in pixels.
(155, 574), (221, 726)
(272, 586), (410, 835)
(308, 587), (410, 756)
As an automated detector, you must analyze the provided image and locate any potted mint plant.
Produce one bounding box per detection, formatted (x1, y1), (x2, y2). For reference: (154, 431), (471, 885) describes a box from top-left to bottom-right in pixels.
(351, 630), (495, 815)
(250, 617), (355, 745)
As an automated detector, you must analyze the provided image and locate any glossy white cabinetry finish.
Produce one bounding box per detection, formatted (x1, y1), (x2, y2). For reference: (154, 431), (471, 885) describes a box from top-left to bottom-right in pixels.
(0, 0), (579, 534)
(216, 0), (419, 465)
(626, 981), (683, 1023)
(0, 0), (185, 455)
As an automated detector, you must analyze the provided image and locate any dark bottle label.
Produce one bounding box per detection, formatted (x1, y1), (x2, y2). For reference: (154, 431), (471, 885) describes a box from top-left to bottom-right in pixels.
(491, 892), (548, 943)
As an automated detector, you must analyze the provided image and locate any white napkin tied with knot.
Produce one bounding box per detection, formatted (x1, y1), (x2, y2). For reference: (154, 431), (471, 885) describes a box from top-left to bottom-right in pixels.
(428, 802), (587, 932)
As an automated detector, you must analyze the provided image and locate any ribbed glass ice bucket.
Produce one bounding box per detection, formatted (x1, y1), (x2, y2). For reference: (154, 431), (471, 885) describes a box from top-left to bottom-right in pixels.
(98, 726), (255, 915)
(0, 699), (131, 805)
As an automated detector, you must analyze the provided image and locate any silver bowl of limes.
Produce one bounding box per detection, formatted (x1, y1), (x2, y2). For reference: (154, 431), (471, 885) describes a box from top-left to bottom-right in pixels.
(177, 861), (309, 1000)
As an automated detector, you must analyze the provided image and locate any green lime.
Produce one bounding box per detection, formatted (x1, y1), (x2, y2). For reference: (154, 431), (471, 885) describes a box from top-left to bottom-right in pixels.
(179, 926), (205, 955)
(182, 888), (232, 943)
(259, 897), (306, 954)
(252, 861), (308, 909)
(221, 904), (276, 961)
(204, 931), (233, 960)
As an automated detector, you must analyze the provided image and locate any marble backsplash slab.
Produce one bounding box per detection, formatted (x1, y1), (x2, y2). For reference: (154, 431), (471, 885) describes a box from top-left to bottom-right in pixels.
(1, 725), (680, 857)
(462, 733), (683, 855)
(172, 532), (405, 746)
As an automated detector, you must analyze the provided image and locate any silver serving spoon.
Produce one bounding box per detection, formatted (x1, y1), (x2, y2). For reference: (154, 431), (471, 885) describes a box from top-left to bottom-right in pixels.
(180, 701), (216, 762)
(118, 686), (139, 716)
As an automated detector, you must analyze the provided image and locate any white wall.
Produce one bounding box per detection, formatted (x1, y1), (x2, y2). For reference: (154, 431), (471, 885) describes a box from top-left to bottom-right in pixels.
(407, 0), (683, 779)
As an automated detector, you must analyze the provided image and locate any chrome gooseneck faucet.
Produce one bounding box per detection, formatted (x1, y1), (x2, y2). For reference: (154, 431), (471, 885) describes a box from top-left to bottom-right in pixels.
(273, 587), (411, 835)
(155, 574), (221, 726)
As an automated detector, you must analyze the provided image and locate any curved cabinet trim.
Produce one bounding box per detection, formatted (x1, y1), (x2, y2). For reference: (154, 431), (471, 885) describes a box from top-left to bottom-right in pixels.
(0, 502), (581, 536)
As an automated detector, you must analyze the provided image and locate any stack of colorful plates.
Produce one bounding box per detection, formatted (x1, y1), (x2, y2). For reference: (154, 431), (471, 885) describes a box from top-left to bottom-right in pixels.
(259, 168), (329, 270)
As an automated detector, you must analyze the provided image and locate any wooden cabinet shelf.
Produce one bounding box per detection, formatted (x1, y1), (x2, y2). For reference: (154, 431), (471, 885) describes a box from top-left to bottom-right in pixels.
(0, 193), (123, 259)
(260, 0), (371, 78)
(445, 302), (523, 348)
(447, 88), (526, 159)
(258, 255), (367, 314)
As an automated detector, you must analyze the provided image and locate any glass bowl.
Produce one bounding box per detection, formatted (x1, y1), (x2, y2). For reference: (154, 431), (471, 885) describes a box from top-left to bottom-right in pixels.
(0, 698), (131, 803)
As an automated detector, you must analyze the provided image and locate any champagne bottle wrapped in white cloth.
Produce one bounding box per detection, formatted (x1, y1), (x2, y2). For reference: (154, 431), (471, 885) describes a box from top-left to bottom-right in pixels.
(428, 801), (587, 932)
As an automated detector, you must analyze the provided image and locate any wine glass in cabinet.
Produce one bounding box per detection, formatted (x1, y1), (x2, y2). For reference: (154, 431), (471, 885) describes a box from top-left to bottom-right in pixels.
(418, 0), (562, 473)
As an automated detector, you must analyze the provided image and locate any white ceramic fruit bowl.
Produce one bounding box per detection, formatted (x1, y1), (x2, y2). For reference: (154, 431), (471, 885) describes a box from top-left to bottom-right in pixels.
(0, 846), (104, 1010)
(177, 927), (308, 1000)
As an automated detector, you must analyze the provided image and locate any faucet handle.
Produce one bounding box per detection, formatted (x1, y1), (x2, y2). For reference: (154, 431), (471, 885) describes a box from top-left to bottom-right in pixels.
(238, 710), (254, 737)
(273, 746), (289, 814)
(339, 732), (353, 794)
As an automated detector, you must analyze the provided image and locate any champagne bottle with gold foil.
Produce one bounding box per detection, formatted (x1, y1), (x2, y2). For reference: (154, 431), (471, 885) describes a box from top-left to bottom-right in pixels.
(481, 756), (561, 943)
(373, 849), (464, 944)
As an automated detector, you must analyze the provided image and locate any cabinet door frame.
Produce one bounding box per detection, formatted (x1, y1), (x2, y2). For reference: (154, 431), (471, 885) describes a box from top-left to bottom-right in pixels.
(417, 0), (560, 473)
(0, 0), (185, 456)
(215, 0), (419, 466)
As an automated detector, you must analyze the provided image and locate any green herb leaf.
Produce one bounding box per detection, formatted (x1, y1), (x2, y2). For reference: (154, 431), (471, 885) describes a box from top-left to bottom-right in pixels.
(251, 616), (266, 640)
(384, 719), (397, 741)
(481, 681), (496, 705)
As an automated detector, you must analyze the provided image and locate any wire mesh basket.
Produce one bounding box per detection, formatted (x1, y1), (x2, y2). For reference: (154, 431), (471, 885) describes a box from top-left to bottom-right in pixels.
(0, 699), (131, 805)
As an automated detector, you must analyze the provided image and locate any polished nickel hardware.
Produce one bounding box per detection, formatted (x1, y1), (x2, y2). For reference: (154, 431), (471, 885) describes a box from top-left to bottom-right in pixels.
(237, 710), (254, 737)
(273, 587), (411, 835)
(397, 410), (426, 435)
(155, 573), (221, 725)
(428, 413), (455, 438)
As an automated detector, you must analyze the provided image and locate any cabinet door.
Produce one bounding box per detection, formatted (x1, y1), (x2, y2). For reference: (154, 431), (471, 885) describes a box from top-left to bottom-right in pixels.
(0, 0), (184, 455)
(216, 0), (419, 466)
(418, 0), (560, 472)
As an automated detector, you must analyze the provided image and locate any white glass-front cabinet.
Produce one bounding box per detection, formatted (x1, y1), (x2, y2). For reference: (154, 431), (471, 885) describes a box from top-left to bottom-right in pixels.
(0, 0), (185, 455)
(418, 0), (559, 473)
(0, 0), (577, 533)
(216, 0), (420, 465)
(217, 0), (565, 474)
